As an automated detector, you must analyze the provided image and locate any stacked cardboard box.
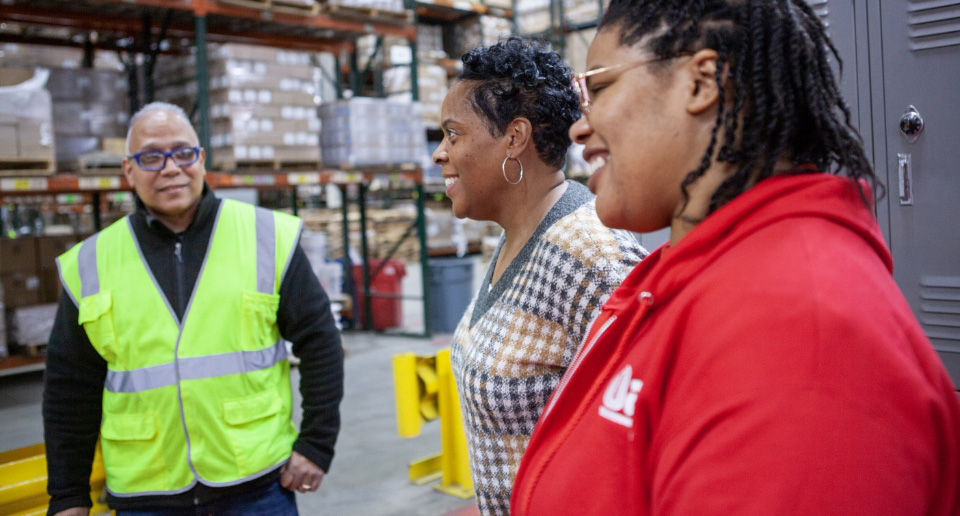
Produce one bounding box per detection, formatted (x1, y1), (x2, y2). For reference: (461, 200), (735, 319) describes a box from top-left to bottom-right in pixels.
(0, 43), (124, 71)
(417, 24), (446, 61)
(564, 0), (604, 24)
(0, 237), (40, 309)
(318, 97), (425, 167)
(451, 16), (513, 57)
(0, 69), (55, 171)
(483, 0), (513, 9)
(299, 207), (501, 262)
(324, 0), (406, 13)
(46, 68), (129, 166)
(516, 0), (551, 34)
(156, 43), (323, 169)
(0, 234), (87, 310)
(383, 65), (447, 129)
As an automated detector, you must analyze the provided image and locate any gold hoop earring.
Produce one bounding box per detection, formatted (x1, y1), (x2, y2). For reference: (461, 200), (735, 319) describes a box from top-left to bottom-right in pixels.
(502, 152), (523, 185)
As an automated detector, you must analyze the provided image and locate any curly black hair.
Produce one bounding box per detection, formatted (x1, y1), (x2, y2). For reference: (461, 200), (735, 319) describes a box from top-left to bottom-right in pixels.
(601, 0), (881, 215)
(459, 36), (580, 170)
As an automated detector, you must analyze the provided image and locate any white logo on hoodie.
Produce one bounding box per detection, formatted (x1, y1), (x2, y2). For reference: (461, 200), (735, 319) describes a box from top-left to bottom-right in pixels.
(599, 364), (644, 428)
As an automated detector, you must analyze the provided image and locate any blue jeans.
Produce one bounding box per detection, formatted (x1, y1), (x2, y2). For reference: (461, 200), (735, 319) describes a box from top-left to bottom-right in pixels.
(116, 482), (298, 516)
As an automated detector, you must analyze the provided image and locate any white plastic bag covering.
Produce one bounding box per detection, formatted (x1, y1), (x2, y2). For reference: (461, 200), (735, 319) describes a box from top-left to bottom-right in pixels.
(0, 68), (53, 122)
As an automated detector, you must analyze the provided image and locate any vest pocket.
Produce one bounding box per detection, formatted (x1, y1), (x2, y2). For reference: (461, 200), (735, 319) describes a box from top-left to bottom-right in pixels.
(223, 389), (287, 476)
(100, 412), (169, 493)
(79, 291), (118, 357)
(241, 291), (280, 349)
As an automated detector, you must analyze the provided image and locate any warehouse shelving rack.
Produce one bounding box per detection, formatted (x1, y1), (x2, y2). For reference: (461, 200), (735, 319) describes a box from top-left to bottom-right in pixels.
(0, 0), (515, 377)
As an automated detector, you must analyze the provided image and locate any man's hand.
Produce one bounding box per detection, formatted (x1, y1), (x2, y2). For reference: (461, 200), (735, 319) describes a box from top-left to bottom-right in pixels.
(279, 451), (325, 494)
(54, 508), (90, 516)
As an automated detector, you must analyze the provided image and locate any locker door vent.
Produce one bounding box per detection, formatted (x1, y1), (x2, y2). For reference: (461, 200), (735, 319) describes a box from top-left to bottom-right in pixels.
(806, 0), (830, 28)
(920, 276), (960, 342)
(909, 0), (960, 51)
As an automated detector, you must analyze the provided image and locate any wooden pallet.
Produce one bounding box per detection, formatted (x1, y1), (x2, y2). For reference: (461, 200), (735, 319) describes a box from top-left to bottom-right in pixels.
(0, 157), (55, 177)
(322, 3), (413, 23)
(212, 159), (321, 172)
(61, 152), (125, 176)
(12, 343), (46, 358)
(272, 0), (321, 15)
(218, 0), (320, 16)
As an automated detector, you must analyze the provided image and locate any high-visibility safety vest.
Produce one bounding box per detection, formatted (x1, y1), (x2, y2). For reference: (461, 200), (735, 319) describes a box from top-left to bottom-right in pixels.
(57, 199), (303, 497)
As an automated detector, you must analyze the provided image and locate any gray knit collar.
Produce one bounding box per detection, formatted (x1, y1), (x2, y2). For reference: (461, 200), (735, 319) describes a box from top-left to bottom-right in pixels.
(470, 180), (593, 327)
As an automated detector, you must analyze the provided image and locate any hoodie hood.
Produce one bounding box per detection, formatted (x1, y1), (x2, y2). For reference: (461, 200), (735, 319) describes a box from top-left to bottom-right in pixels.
(605, 172), (889, 312)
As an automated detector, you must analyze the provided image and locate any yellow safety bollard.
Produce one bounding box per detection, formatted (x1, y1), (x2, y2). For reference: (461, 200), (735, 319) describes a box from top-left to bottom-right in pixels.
(433, 349), (474, 498)
(0, 442), (112, 515)
(393, 349), (475, 499)
(392, 352), (439, 438)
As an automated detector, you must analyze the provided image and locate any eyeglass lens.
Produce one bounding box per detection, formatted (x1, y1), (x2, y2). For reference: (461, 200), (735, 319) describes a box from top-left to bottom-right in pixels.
(139, 148), (198, 169)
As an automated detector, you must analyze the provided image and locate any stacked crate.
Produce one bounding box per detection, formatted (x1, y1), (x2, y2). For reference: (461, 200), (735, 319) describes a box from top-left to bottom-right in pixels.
(318, 97), (425, 167)
(156, 43), (322, 170)
(451, 16), (513, 57)
(0, 69), (55, 175)
(46, 68), (129, 170)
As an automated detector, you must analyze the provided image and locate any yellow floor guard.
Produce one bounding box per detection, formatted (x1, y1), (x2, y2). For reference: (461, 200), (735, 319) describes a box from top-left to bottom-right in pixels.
(0, 442), (112, 515)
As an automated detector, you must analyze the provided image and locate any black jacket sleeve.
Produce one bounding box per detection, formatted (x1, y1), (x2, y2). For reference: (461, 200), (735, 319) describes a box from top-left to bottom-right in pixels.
(43, 290), (107, 515)
(277, 244), (344, 473)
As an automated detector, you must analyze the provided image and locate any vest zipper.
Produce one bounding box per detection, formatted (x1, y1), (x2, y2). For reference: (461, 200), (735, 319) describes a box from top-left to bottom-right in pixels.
(174, 240), (185, 320)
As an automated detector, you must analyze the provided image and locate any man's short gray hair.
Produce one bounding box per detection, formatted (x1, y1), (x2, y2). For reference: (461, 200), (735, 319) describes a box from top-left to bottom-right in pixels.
(125, 101), (198, 155)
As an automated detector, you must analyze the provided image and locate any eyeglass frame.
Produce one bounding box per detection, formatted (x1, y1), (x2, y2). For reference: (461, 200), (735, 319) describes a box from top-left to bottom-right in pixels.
(572, 53), (692, 114)
(127, 146), (202, 171)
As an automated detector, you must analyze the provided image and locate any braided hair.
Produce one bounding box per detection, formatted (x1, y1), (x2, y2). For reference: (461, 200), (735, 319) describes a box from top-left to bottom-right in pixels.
(460, 36), (581, 169)
(601, 0), (880, 214)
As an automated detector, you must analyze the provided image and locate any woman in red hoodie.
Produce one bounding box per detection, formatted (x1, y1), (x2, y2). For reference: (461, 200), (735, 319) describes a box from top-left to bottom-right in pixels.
(511, 1), (960, 515)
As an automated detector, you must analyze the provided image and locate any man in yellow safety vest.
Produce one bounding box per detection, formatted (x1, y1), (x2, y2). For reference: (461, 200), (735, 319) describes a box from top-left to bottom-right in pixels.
(44, 102), (344, 516)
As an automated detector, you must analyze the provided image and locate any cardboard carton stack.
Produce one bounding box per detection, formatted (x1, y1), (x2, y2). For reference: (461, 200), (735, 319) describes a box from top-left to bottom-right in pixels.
(0, 237), (40, 310)
(318, 97), (425, 167)
(516, 0), (552, 34)
(0, 69), (55, 174)
(323, 0), (406, 15)
(383, 65), (448, 129)
(451, 16), (513, 58)
(156, 43), (322, 170)
(46, 68), (129, 169)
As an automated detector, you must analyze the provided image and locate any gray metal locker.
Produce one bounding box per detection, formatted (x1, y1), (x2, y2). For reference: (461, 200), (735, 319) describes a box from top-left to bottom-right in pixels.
(801, 1), (960, 387)
(876, 0), (960, 388)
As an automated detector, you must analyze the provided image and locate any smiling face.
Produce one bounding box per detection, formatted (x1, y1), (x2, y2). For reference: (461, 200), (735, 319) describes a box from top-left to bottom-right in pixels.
(122, 109), (206, 229)
(432, 80), (510, 221)
(570, 28), (707, 233)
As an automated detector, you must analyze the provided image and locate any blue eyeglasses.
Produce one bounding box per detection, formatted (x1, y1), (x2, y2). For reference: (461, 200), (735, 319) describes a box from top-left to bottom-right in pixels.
(129, 146), (201, 171)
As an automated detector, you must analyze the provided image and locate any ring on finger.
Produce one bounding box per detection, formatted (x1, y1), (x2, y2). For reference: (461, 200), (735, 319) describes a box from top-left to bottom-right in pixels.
(301, 483), (312, 490)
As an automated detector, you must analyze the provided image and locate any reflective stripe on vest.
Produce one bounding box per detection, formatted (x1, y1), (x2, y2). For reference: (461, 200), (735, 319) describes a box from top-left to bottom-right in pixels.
(75, 206), (285, 393)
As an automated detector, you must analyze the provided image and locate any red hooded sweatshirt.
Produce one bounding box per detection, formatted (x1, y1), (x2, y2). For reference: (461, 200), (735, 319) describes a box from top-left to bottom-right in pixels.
(512, 173), (960, 516)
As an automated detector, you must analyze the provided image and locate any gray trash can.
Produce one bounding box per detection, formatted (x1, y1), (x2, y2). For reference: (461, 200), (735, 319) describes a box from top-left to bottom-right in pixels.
(427, 256), (475, 334)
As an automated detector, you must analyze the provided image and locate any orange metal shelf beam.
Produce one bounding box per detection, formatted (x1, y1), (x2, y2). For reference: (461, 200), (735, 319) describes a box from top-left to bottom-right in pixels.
(0, 167), (422, 196)
(0, 5), (355, 52)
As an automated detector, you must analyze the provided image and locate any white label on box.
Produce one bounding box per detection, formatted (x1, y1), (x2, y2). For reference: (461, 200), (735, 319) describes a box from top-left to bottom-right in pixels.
(288, 172), (320, 185)
(389, 45), (413, 65)
(1, 178), (48, 192)
(78, 177), (121, 190)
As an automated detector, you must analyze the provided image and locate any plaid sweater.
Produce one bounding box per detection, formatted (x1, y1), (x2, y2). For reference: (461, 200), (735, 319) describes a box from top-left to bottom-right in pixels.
(451, 181), (647, 516)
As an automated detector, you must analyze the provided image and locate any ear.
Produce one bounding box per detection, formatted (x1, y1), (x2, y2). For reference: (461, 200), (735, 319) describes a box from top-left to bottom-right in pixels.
(198, 147), (207, 175)
(505, 118), (533, 157)
(121, 157), (135, 185)
(685, 49), (722, 115)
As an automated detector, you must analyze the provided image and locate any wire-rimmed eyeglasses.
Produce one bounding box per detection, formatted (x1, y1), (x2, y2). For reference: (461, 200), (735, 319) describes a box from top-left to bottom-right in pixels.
(572, 53), (691, 114)
(128, 146), (201, 171)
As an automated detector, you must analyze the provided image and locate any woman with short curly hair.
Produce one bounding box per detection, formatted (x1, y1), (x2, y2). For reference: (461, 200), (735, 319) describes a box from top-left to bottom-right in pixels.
(432, 36), (646, 515)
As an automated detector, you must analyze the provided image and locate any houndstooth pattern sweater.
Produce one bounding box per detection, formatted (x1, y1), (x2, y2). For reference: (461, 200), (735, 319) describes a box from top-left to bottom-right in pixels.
(450, 181), (647, 516)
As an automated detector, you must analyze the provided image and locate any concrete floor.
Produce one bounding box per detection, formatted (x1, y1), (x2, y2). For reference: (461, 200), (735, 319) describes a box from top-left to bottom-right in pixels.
(0, 332), (478, 516)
